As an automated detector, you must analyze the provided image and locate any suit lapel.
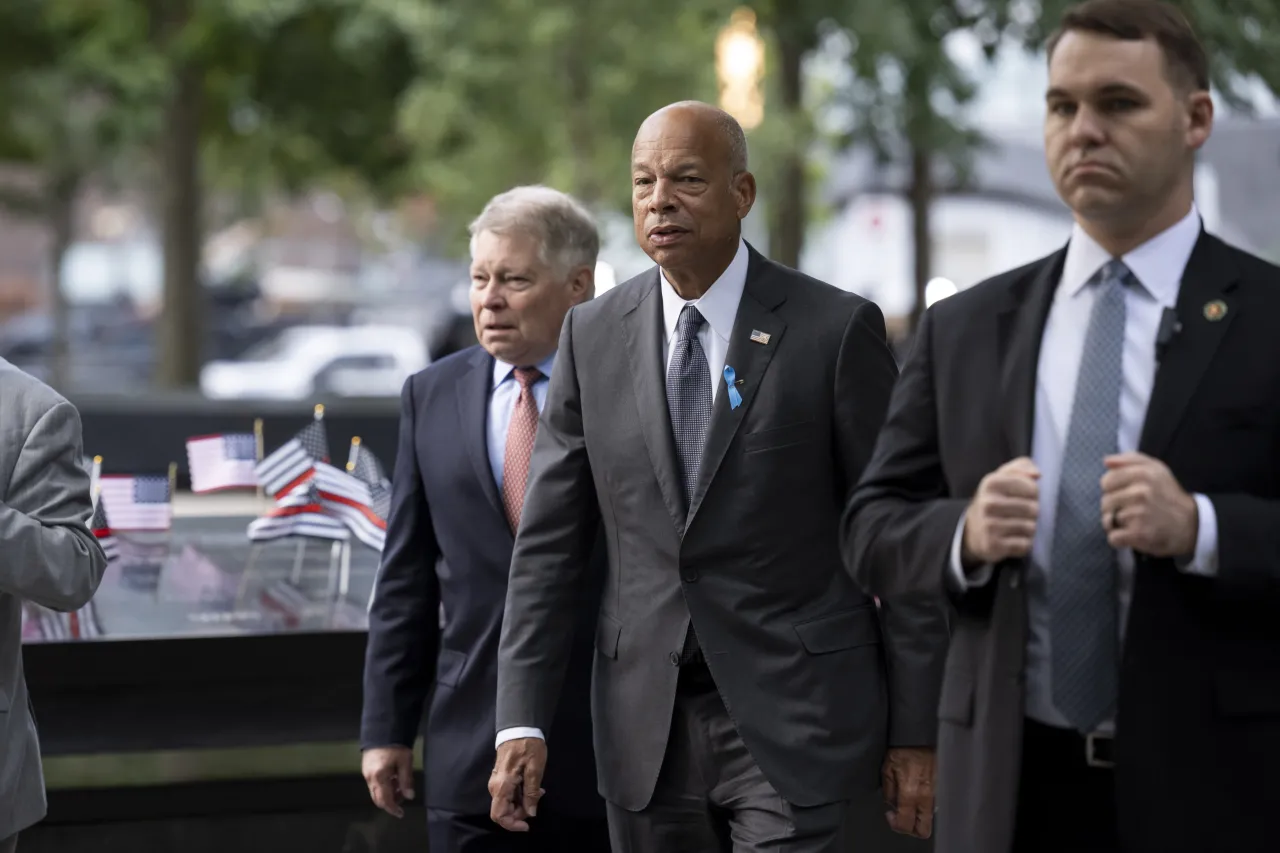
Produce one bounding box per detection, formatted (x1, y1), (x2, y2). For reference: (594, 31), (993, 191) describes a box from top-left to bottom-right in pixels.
(998, 249), (1065, 458)
(686, 251), (786, 526)
(1138, 232), (1241, 456)
(456, 348), (506, 520)
(621, 270), (687, 534)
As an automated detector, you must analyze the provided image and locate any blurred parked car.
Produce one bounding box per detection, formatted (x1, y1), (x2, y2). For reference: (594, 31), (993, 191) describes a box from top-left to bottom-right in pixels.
(199, 324), (428, 400)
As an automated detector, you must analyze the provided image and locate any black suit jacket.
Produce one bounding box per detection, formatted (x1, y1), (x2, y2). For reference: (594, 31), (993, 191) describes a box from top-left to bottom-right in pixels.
(497, 243), (950, 811)
(361, 346), (603, 818)
(843, 231), (1280, 853)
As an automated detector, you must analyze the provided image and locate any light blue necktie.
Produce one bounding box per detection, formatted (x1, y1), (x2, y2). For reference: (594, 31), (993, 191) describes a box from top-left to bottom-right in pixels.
(1049, 259), (1131, 733)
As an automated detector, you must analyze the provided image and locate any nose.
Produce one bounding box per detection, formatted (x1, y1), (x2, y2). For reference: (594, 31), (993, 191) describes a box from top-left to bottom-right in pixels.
(1068, 105), (1107, 148)
(478, 282), (506, 311)
(649, 177), (677, 214)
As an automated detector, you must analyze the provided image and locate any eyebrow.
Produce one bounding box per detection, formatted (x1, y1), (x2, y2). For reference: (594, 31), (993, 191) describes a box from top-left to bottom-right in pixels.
(1046, 82), (1148, 100)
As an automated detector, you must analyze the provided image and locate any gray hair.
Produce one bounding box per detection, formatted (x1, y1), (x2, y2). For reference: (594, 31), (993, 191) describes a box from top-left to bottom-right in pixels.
(468, 185), (600, 280)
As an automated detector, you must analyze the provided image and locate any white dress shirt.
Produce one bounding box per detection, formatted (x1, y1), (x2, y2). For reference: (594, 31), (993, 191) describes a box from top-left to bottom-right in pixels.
(488, 353), (557, 490)
(658, 238), (750, 402)
(948, 204), (1219, 731)
(496, 239), (750, 749)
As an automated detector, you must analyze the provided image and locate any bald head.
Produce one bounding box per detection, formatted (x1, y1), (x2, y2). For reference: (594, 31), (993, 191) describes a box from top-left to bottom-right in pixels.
(635, 101), (749, 174)
(630, 100), (756, 297)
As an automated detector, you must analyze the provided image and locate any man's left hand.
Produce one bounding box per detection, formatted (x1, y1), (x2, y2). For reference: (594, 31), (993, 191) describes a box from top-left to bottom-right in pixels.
(1100, 453), (1198, 557)
(883, 747), (935, 839)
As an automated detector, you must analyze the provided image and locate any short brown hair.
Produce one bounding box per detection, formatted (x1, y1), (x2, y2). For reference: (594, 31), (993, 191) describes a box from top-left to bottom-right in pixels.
(1046, 0), (1210, 91)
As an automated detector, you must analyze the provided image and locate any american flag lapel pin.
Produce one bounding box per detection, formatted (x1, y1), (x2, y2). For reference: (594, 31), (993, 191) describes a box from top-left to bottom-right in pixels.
(749, 329), (771, 345)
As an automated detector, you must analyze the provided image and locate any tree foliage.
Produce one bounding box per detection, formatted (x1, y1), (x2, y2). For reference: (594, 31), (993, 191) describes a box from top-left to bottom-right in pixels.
(364, 0), (727, 246)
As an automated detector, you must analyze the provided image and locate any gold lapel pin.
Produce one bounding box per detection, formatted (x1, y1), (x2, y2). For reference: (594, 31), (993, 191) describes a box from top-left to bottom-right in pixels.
(1203, 299), (1227, 321)
(749, 329), (771, 345)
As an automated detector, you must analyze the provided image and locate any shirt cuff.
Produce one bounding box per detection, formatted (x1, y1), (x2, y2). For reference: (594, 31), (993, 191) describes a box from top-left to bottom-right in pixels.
(1178, 494), (1219, 577)
(495, 727), (545, 749)
(949, 514), (994, 589)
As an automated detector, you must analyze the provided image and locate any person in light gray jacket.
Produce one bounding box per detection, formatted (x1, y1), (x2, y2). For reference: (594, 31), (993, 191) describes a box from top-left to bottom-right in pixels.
(0, 359), (107, 852)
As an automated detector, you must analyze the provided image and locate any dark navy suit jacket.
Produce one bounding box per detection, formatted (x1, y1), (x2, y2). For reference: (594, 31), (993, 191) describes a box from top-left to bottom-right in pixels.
(361, 345), (604, 818)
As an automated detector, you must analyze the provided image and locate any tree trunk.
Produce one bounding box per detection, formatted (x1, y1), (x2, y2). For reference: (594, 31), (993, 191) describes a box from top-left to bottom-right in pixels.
(47, 171), (78, 391)
(908, 141), (933, 333)
(767, 26), (806, 270)
(560, 0), (599, 206)
(154, 3), (204, 388)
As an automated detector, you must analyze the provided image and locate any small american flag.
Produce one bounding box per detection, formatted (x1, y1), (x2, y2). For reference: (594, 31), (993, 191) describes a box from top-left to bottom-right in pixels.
(314, 462), (386, 551)
(90, 497), (120, 564)
(351, 448), (392, 522)
(247, 482), (349, 543)
(187, 432), (258, 493)
(98, 475), (172, 531)
(749, 329), (771, 345)
(255, 420), (329, 497)
(25, 601), (104, 641)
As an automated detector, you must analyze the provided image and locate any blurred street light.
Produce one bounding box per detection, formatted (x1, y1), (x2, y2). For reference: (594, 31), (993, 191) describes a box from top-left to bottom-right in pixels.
(716, 8), (765, 129)
(925, 277), (958, 307)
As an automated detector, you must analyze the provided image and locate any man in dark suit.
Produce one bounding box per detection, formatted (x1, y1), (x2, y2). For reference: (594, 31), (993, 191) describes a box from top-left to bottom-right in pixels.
(361, 185), (610, 852)
(489, 101), (949, 851)
(843, 3), (1280, 852)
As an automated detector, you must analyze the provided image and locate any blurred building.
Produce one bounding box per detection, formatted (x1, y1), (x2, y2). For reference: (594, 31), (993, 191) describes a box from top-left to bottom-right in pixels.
(810, 118), (1280, 326)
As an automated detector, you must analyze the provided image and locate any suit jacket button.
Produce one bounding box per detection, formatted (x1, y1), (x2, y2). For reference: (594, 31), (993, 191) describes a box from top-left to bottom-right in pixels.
(669, 651), (680, 666)
(682, 567), (698, 582)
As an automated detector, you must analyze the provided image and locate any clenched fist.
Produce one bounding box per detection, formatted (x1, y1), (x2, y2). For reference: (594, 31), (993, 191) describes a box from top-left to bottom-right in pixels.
(961, 457), (1040, 569)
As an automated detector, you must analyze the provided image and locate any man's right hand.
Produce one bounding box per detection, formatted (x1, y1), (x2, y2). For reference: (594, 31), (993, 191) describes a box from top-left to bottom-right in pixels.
(362, 746), (415, 818)
(961, 456), (1040, 568)
(489, 737), (548, 832)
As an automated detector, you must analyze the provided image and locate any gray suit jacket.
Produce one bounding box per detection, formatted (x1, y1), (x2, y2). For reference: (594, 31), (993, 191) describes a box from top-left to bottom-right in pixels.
(0, 359), (107, 838)
(498, 245), (949, 811)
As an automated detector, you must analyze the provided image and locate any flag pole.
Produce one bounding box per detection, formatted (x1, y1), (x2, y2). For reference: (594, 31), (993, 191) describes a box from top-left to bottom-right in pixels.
(347, 436), (361, 472)
(253, 418), (265, 503)
(90, 455), (102, 507)
(167, 461), (178, 544)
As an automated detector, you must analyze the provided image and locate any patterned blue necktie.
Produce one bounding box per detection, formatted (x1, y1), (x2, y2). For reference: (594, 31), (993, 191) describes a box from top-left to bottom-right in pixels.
(666, 305), (713, 512)
(1049, 259), (1131, 732)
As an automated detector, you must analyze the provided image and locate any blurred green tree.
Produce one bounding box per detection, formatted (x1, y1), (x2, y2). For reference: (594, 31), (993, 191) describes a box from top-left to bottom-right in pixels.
(148, 0), (418, 388)
(368, 0), (726, 248)
(0, 0), (164, 387)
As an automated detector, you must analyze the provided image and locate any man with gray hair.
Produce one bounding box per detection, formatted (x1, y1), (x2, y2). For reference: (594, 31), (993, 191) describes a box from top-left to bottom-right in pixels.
(361, 185), (609, 852)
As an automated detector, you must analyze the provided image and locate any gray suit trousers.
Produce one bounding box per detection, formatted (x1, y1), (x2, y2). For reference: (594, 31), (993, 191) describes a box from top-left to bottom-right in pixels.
(606, 663), (850, 853)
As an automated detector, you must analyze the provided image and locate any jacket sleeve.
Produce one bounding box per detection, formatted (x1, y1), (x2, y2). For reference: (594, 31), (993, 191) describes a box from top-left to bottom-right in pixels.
(496, 306), (601, 733)
(834, 301), (951, 748)
(0, 400), (106, 610)
(361, 374), (442, 749)
(842, 308), (972, 604)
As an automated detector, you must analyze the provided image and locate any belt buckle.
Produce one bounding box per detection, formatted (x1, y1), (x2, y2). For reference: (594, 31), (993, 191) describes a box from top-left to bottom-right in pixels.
(1085, 732), (1115, 769)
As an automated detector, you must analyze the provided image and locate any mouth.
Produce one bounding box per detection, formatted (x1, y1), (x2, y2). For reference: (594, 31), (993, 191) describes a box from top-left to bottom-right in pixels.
(1069, 161), (1116, 177)
(647, 225), (688, 246)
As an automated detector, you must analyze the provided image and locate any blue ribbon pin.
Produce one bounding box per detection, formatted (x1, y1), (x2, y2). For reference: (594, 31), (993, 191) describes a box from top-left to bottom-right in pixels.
(723, 365), (743, 409)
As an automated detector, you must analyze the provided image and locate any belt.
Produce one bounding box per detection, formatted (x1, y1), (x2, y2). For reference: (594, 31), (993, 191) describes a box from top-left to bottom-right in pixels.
(1085, 732), (1115, 769)
(1024, 718), (1116, 770)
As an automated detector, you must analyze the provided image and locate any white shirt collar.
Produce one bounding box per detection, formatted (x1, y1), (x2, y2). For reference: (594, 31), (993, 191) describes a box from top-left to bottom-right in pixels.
(492, 350), (557, 388)
(659, 238), (749, 344)
(1060, 204), (1202, 307)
